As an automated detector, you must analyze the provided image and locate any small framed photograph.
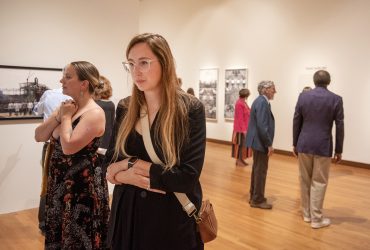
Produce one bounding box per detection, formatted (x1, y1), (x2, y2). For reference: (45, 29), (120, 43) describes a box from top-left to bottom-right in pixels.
(224, 68), (248, 120)
(199, 68), (218, 121)
(0, 65), (63, 120)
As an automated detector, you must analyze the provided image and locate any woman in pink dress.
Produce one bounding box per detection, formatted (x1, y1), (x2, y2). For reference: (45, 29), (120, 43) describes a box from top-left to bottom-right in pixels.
(232, 88), (252, 166)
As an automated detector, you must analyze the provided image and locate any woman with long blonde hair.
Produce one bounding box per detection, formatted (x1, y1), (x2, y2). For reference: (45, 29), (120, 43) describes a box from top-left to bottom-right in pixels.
(105, 33), (206, 250)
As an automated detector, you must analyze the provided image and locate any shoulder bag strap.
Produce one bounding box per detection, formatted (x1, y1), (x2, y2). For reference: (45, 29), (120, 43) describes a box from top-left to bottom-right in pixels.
(140, 106), (198, 218)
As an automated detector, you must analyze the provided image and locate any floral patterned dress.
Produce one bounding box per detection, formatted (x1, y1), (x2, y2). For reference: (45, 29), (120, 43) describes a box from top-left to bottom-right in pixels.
(45, 117), (110, 249)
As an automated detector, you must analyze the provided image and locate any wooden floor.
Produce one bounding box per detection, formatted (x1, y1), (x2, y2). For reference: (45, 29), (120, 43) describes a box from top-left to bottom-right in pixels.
(1, 142), (370, 249)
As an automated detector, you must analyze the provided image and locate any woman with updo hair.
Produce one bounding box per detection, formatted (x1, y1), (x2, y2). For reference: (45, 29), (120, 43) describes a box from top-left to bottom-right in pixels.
(94, 75), (115, 158)
(187, 87), (195, 96)
(232, 88), (252, 166)
(35, 61), (110, 249)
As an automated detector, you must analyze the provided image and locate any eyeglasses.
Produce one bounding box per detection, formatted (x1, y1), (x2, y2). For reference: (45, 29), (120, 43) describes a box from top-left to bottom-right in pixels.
(122, 59), (157, 73)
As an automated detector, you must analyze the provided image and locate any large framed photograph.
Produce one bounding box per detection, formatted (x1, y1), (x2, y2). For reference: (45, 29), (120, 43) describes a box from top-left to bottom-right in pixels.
(224, 68), (248, 120)
(199, 68), (218, 121)
(0, 65), (63, 120)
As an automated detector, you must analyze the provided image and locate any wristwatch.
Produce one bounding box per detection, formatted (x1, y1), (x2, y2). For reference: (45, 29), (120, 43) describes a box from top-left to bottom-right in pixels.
(128, 157), (139, 169)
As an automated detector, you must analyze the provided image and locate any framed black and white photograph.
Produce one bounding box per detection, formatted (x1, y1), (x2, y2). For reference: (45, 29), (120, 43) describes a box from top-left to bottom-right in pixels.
(224, 68), (248, 120)
(0, 65), (63, 120)
(199, 68), (218, 121)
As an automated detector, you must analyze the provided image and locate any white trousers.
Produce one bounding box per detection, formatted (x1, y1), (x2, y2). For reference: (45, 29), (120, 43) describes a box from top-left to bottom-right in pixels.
(298, 153), (331, 222)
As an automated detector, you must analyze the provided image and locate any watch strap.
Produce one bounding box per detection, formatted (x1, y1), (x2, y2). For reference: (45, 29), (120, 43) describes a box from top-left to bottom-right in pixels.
(128, 157), (138, 169)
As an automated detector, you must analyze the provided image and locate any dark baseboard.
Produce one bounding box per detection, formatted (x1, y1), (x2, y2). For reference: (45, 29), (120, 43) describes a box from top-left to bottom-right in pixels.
(207, 138), (232, 145)
(206, 138), (370, 169)
(274, 149), (293, 156)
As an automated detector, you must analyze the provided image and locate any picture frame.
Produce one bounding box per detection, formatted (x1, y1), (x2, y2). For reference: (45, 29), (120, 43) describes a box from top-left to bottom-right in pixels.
(0, 65), (63, 120)
(199, 68), (218, 121)
(224, 68), (248, 120)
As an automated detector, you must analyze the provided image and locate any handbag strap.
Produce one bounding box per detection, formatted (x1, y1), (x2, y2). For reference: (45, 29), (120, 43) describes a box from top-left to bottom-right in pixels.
(140, 106), (198, 218)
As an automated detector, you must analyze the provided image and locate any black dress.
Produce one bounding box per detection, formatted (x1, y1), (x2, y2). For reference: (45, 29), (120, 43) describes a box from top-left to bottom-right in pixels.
(95, 99), (115, 174)
(45, 117), (110, 249)
(95, 100), (115, 149)
(106, 96), (206, 250)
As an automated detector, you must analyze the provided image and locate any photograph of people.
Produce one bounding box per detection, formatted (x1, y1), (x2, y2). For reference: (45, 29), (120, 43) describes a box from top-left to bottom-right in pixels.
(199, 69), (218, 120)
(224, 69), (247, 119)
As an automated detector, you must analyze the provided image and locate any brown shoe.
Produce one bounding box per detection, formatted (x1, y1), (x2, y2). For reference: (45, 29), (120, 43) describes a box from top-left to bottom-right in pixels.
(250, 201), (272, 209)
(249, 198), (267, 204)
(241, 159), (249, 166)
(236, 159), (248, 167)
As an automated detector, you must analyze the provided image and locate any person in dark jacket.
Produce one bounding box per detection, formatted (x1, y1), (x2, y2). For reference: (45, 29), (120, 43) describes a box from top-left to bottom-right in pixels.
(293, 70), (344, 229)
(245, 81), (276, 209)
(94, 75), (115, 158)
(105, 33), (206, 250)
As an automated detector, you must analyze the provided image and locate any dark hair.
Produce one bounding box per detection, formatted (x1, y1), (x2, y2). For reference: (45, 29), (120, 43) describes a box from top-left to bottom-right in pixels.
(239, 88), (250, 98)
(313, 70), (331, 87)
(302, 86), (312, 92)
(186, 87), (195, 96)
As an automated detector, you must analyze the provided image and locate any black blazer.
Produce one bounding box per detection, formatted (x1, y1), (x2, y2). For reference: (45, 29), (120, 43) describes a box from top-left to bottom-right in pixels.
(105, 95), (206, 250)
(95, 99), (115, 149)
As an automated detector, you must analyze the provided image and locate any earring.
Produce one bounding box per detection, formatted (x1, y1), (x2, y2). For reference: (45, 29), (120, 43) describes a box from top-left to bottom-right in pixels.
(80, 91), (84, 98)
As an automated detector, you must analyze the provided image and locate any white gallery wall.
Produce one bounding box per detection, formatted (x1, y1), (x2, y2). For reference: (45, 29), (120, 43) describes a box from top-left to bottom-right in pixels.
(139, 0), (370, 164)
(0, 0), (139, 213)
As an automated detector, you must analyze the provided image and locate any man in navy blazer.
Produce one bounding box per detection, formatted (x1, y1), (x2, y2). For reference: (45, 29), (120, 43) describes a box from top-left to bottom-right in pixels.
(246, 81), (276, 209)
(293, 70), (344, 229)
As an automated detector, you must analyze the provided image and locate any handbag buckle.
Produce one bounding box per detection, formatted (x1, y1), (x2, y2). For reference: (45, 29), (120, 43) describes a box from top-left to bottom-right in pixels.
(193, 213), (202, 224)
(184, 202), (197, 217)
